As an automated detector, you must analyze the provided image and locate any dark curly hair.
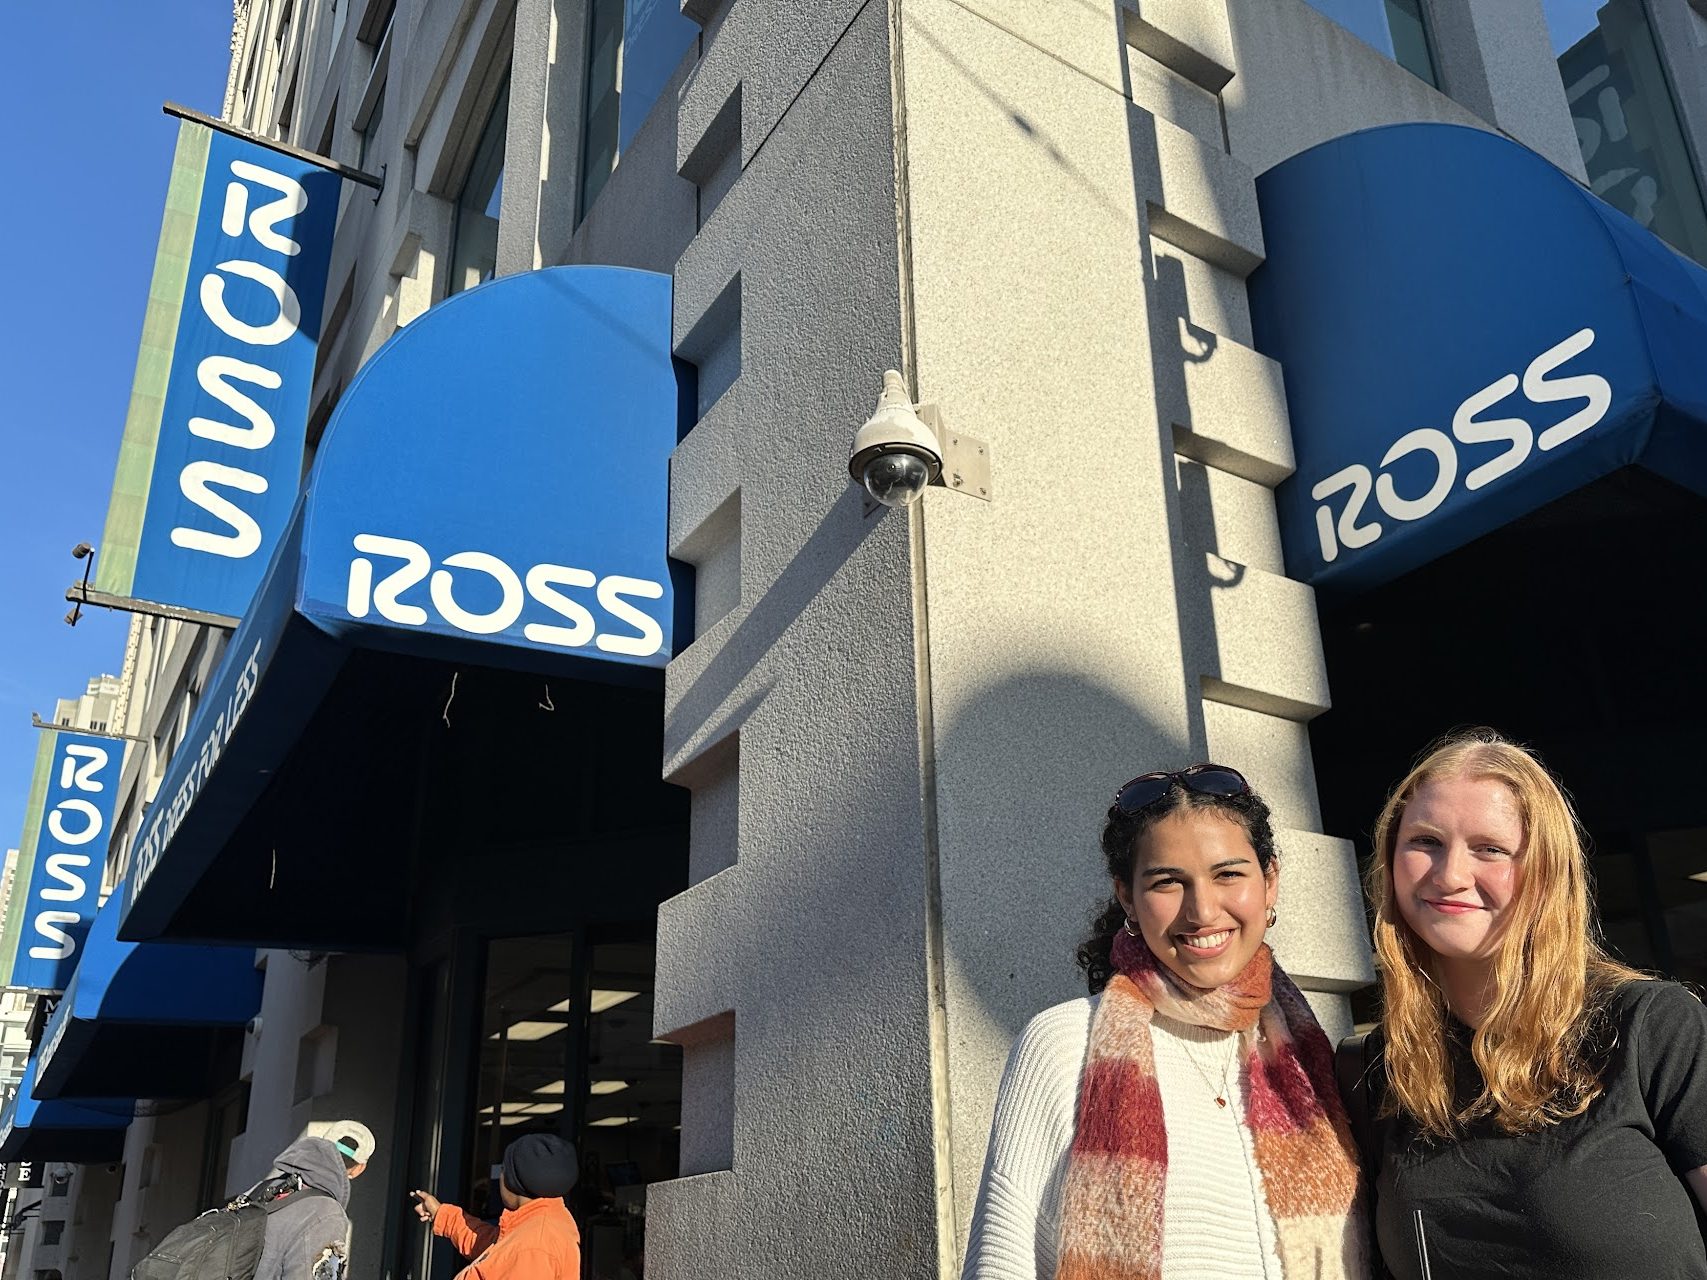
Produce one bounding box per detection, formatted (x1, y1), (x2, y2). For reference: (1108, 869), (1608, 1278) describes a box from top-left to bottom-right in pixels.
(1074, 774), (1278, 993)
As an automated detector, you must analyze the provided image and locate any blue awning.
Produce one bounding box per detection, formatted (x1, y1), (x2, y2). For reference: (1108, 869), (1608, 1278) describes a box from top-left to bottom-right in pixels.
(116, 266), (685, 945)
(0, 1056), (130, 1164)
(31, 897), (261, 1101)
(1248, 123), (1707, 592)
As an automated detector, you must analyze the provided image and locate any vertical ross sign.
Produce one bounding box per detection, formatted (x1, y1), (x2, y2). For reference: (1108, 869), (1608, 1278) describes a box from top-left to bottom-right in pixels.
(10, 733), (123, 992)
(95, 121), (340, 620)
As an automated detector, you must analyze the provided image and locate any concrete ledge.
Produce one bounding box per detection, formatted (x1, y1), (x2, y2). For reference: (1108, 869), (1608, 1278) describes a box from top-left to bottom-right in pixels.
(1142, 113), (1263, 273)
(1198, 556), (1329, 720)
(655, 868), (745, 1040)
(1122, 0), (1237, 93)
(646, 1171), (739, 1274)
(1167, 335), (1294, 487)
(1270, 827), (1375, 991)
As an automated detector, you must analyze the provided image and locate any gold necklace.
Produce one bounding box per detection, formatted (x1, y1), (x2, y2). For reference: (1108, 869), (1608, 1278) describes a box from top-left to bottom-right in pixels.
(1179, 1031), (1243, 1109)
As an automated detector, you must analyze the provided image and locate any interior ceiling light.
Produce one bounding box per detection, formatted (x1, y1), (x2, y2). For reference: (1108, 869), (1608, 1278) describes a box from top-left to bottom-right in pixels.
(1690, 871), (1707, 883)
(524, 1101), (565, 1115)
(489, 1019), (567, 1042)
(589, 989), (640, 1014)
(533, 1080), (566, 1095)
(546, 999), (571, 1013)
(588, 1115), (639, 1127)
(588, 1080), (629, 1095)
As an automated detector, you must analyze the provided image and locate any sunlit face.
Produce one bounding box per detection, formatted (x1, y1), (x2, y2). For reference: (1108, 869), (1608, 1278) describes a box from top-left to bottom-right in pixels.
(1391, 774), (1526, 968)
(1116, 809), (1278, 990)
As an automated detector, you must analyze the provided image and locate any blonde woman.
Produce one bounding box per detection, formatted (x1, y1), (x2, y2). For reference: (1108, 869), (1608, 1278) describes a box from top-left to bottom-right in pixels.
(963, 764), (1366, 1279)
(1347, 730), (1707, 1278)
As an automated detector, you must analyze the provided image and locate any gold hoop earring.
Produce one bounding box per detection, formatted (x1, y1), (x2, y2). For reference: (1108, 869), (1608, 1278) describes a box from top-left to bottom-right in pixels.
(1122, 917), (1141, 938)
(1265, 907), (1278, 929)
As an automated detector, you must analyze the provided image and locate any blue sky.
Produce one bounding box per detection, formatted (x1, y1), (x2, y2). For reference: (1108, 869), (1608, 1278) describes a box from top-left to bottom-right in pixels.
(0, 5), (232, 853)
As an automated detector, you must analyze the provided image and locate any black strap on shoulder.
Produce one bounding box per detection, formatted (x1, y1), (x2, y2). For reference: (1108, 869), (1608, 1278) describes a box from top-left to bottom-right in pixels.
(1336, 1029), (1378, 1183)
(261, 1185), (333, 1214)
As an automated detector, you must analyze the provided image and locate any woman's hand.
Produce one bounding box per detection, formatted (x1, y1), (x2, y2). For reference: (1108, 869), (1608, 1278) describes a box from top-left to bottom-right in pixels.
(411, 1190), (442, 1223)
(1687, 1166), (1707, 1213)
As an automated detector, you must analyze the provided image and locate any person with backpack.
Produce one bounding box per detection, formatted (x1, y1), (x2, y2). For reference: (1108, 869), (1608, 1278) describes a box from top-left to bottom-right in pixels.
(252, 1122), (376, 1280)
(410, 1133), (580, 1280)
(131, 1121), (375, 1280)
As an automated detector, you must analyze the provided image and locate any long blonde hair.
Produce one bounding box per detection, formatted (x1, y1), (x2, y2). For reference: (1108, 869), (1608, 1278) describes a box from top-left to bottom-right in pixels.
(1369, 728), (1642, 1139)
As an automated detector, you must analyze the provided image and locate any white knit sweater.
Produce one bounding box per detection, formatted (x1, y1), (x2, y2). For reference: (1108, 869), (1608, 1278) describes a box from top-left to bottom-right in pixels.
(961, 996), (1284, 1280)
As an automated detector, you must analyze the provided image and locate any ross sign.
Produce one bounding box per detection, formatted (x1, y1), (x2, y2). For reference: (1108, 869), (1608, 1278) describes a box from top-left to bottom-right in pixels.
(120, 266), (686, 942)
(94, 119), (341, 621)
(9, 734), (123, 992)
(298, 265), (683, 668)
(1247, 122), (1707, 592)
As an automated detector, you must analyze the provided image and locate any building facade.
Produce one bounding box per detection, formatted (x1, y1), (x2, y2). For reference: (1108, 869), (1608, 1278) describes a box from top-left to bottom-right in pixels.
(9, 2), (1707, 1279)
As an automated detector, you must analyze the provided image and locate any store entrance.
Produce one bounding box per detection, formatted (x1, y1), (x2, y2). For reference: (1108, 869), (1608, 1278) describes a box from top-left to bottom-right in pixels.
(384, 664), (688, 1280)
(1310, 468), (1707, 1018)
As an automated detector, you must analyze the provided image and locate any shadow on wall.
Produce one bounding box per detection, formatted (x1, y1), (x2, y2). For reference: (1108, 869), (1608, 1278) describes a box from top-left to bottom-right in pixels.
(934, 668), (1180, 1056)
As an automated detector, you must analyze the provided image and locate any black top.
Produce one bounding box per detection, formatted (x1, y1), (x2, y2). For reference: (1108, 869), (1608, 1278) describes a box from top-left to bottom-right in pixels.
(1364, 980), (1707, 1280)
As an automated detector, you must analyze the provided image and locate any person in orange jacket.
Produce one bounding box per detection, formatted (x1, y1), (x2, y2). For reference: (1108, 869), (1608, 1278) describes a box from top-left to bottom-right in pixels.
(411, 1134), (582, 1280)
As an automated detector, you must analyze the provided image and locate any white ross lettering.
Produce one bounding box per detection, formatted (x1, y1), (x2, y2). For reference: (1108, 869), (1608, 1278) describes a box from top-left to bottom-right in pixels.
(1309, 329), (1610, 565)
(27, 912), (80, 961)
(221, 161), (308, 257)
(45, 800), (101, 847)
(188, 355), (281, 449)
(171, 461), (269, 558)
(1527, 329), (1612, 451)
(522, 565), (597, 647)
(199, 260), (302, 346)
(594, 576), (667, 657)
(37, 854), (91, 902)
(1452, 374), (1532, 491)
(429, 552), (525, 635)
(58, 744), (110, 792)
(1374, 428), (1457, 522)
(344, 536), (668, 656)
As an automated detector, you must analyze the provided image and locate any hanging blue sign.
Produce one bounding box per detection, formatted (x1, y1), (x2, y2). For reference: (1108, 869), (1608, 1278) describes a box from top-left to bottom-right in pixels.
(11, 733), (124, 992)
(1248, 123), (1707, 591)
(94, 120), (342, 621)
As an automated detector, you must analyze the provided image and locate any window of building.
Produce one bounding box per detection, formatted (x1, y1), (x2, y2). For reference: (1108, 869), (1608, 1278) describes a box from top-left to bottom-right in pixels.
(1300, 0), (1437, 85)
(1545, 0), (1707, 262)
(449, 78), (510, 295)
(39, 1222), (63, 1247)
(199, 1079), (251, 1210)
(355, 8), (392, 171)
(578, 0), (701, 218)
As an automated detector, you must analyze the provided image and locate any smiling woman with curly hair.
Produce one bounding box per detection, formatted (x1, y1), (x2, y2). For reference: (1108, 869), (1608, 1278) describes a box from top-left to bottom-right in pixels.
(962, 763), (1366, 1280)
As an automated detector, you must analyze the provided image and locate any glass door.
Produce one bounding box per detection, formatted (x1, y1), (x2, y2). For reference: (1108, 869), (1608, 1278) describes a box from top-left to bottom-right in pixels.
(468, 934), (579, 1219)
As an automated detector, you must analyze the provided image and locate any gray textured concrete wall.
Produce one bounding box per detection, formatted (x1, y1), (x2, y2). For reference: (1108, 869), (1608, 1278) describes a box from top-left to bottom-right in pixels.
(1224, 0), (1491, 175)
(228, 950), (329, 1194)
(895, 0), (1376, 1260)
(106, 1103), (214, 1280)
(649, 1), (944, 1276)
(317, 954), (408, 1276)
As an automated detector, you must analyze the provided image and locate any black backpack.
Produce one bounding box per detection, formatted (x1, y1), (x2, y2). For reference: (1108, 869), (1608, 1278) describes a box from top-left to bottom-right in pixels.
(130, 1174), (331, 1280)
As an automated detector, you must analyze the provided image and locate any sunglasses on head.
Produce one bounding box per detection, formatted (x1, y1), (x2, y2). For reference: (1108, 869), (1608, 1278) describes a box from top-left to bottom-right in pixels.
(1113, 763), (1250, 815)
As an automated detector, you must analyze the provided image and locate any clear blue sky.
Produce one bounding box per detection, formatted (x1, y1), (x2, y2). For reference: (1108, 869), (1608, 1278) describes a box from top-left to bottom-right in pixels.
(0, 5), (232, 854)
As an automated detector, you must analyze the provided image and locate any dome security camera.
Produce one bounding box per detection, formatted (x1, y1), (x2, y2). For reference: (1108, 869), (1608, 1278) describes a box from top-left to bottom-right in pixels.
(849, 371), (943, 509)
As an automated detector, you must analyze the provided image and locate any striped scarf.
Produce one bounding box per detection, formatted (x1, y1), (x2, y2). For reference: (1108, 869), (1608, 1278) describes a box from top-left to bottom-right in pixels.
(1055, 931), (1367, 1279)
